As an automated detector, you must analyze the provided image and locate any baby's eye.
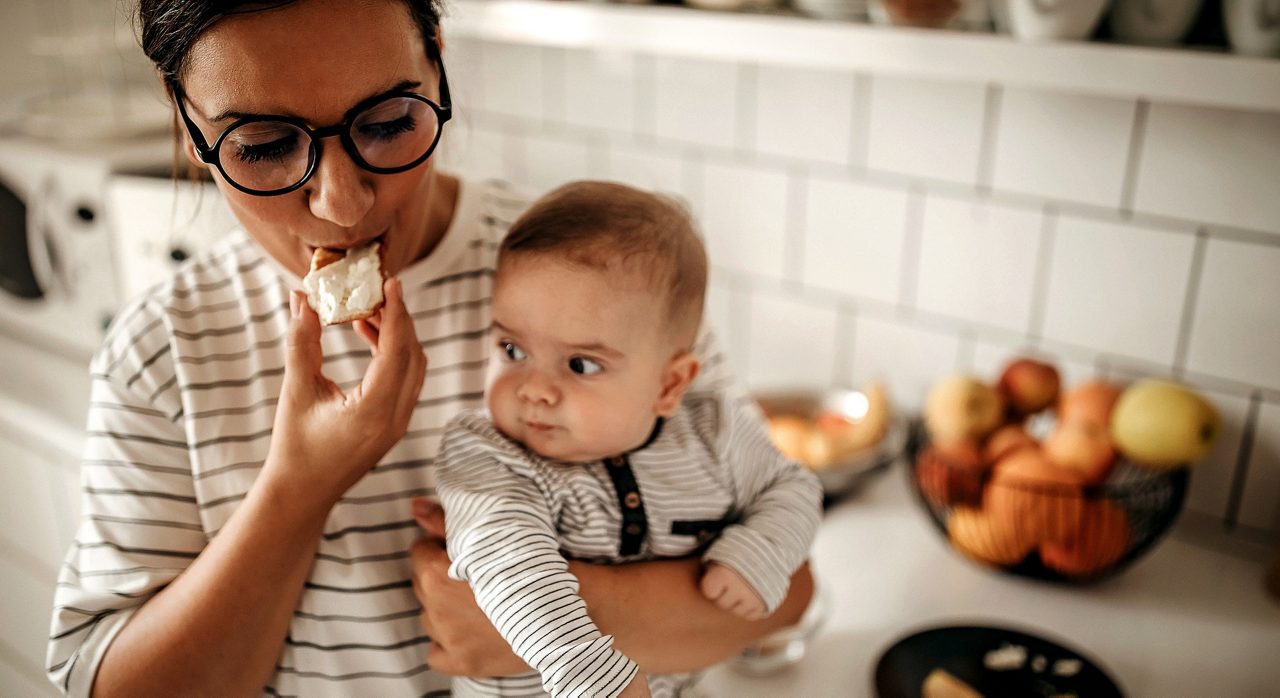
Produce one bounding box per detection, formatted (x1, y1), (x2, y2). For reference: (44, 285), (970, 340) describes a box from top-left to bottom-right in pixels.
(503, 342), (527, 361)
(568, 357), (602, 375)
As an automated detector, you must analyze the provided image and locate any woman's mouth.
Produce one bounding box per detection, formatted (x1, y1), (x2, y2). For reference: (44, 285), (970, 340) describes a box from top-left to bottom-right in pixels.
(306, 231), (387, 256)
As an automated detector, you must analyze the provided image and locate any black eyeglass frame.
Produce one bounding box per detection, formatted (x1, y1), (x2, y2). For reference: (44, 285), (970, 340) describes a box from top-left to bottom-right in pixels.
(171, 61), (452, 197)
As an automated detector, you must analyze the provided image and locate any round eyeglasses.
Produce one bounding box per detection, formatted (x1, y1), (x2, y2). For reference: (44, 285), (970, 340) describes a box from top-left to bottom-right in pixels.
(173, 64), (451, 197)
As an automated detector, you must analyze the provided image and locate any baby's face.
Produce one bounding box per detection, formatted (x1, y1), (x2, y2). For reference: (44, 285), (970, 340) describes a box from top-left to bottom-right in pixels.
(485, 256), (676, 462)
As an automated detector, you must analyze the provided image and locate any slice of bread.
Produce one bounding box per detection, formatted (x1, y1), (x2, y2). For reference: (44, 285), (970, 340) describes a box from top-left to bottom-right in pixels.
(302, 242), (385, 326)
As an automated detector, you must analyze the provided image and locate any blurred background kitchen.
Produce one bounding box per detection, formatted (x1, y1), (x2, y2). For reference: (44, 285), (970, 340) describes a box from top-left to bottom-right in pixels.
(1, 0), (1278, 695)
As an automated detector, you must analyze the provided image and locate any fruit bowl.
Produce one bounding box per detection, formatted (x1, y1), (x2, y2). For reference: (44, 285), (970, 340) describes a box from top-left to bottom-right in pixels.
(906, 420), (1189, 584)
(758, 385), (906, 502)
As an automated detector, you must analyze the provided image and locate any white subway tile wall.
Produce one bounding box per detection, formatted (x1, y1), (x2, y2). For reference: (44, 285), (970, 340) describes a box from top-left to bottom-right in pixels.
(753, 65), (857, 166)
(1134, 104), (1280, 236)
(650, 56), (740, 150)
(699, 160), (791, 279)
(1185, 238), (1280, 391)
(866, 75), (987, 185)
(746, 292), (841, 390)
(802, 176), (909, 305)
(1040, 216), (1195, 366)
(991, 88), (1137, 208)
(1239, 402), (1280, 534)
(915, 195), (1043, 334)
(446, 39), (1280, 534)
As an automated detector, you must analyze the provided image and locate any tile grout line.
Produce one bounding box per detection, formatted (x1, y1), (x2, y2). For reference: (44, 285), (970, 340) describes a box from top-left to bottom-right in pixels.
(1027, 203), (1059, 344)
(541, 45), (565, 130)
(833, 301), (858, 387)
(1172, 227), (1209, 378)
(898, 185), (926, 312)
(849, 72), (872, 171)
(785, 169), (809, 286)
(1223, 390), (1263, 530)
(735, 63), (758, 158)
(1118, 100), (1150, 217)
(975, 83), (1003, 193)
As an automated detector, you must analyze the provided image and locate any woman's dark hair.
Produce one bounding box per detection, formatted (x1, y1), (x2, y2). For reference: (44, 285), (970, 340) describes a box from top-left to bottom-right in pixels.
(136, 0), (445, 90)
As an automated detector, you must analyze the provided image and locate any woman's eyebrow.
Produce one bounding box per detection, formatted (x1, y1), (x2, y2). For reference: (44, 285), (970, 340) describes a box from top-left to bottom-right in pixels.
(207, 79), (423, 123)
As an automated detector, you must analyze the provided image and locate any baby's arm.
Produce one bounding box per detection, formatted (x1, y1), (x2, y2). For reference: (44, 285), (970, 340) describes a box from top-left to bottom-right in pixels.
(436, 414), (644, 698)
(697, 392), (824, 617)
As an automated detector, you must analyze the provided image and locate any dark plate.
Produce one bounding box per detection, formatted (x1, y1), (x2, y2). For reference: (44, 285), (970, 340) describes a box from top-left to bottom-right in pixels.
(874, 624), (1123, 697)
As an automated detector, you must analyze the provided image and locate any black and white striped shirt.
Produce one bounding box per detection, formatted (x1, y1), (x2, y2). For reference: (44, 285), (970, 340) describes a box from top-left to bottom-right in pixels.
(437, 390), (823, 698)
(46, 178), (529, 697)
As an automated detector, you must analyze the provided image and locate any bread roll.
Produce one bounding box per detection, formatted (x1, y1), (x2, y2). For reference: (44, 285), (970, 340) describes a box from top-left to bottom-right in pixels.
(303, 242), (385, 326)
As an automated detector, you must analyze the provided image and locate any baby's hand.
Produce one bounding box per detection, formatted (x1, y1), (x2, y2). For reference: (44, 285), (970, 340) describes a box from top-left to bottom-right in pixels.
(700, 563), (767, 621)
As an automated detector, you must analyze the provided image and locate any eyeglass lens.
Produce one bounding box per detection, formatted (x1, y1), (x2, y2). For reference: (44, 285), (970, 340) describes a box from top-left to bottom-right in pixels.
(218, 96), (440, 192)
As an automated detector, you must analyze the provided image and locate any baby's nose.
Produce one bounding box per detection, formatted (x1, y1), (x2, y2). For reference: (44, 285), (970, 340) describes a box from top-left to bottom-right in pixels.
(517, 372), (559, 405)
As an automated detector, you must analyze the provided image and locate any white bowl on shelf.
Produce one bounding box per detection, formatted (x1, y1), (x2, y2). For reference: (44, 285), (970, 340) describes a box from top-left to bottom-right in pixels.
(996, 0), (1112, 40)
(1108, 0), (1204, 45)
(794, 0), (869, 21)
(1224, 0), (1280, 57)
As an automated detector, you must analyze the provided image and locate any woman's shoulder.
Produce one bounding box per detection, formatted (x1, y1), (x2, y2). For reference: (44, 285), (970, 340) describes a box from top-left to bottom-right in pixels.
(92, 231), (276, 388)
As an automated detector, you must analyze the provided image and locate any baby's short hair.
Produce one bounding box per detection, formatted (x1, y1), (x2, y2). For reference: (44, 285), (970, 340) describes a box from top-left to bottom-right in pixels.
(499, 180), (708, 349)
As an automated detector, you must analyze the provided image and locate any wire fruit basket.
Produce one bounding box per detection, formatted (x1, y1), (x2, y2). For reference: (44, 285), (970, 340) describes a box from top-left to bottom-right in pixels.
(905, 421), (1189, 584)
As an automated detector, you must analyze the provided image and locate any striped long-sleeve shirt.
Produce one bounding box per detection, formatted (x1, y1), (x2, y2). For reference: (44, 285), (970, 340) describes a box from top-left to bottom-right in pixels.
(436, 389), (823, 698)
(45, 178), (530, 697)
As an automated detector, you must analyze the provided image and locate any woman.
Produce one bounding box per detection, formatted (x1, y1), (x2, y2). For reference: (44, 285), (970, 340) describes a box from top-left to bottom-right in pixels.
(46, 0), (813, 695)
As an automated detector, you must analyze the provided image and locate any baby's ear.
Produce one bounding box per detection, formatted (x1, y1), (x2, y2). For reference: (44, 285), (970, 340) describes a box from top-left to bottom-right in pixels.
(654, 351), (701, 417)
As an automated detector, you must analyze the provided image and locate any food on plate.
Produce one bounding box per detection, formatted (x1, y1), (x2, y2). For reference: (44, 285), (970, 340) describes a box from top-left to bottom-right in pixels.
(302, 241), (385, 326)
(998, 358), (1061, 416)
(1057, 380), (1123, 427)
(764, 383), (892, 469)
(922, 668), (984, 698)
(982, 642), (1028, 670)
(982, 423), (1038, 466)
(1040, 501), (1130, 577)
(1052, 658), (1083, 677)
(948, 506), (1035, 566)
(1110, 379), (1219, 469)
(1043, 419), (1116, 484)
(915, 440), (988, 508)
(925, 375), (1005, 442)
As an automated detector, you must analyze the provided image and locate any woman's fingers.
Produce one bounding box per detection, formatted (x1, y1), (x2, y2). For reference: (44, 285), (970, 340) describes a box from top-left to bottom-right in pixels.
(284, 291), (324, 389)
(353, 316), (380, 354)
(363, 278), (428, 407)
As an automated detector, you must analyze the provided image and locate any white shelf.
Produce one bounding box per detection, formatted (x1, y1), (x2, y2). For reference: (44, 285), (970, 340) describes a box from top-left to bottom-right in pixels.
(446, 0), (1280, 113)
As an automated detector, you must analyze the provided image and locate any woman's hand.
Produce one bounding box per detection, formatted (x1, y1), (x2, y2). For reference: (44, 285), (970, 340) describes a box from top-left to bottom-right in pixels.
(410, 498), (529, 677)
(265, 278), (428, 508)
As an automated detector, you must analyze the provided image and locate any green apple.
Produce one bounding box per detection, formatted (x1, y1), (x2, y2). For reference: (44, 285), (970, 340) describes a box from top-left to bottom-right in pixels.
(1110, 380), (1220, 469)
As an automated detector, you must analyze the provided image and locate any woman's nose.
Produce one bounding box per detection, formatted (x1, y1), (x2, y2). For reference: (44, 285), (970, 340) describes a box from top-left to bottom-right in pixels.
(306, 139), (375, 227)
(516, 371), (559, 406)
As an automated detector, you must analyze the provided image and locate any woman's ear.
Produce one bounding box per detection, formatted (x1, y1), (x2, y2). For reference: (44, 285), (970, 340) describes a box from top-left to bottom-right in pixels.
(654, 351), (701, 417)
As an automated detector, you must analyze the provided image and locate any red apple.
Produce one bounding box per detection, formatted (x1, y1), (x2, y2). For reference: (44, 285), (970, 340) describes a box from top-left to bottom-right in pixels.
(998, 358), (1061, 416)
(1044, 419), (1116, 484)
(987, 448), (1089, 545)
(982, 424), (1038, 466)
(1058, 380), (1123, 427)
(1040, 501), (1129, 578)
(915, 440), (987, 508)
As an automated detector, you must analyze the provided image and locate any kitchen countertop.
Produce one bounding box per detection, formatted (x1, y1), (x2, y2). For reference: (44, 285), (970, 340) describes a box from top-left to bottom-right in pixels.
(698, 461), (1280, 697)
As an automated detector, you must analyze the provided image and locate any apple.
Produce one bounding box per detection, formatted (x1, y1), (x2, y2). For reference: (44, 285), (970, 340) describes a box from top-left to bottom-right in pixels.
(1058, 380), (1123, 427)
(949, 506), (1035, 566)
(987, 448), (1089, 545)
(1043, 419), (1116, 484)
(998, 358), (1061, 416)
(982, 423), (1038, 465)
(1110, 380), (1220, 469)
(925, 375), (1005, 442)
(1040, 501), (1129, 578)
(915, 440), (987, 508)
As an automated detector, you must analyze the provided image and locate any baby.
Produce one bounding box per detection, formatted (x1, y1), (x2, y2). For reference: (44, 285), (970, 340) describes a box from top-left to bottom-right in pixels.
(434, 181), (822, 698)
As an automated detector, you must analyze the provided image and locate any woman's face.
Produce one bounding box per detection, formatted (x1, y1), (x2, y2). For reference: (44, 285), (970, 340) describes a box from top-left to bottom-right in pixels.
(178, 0), (450, 278)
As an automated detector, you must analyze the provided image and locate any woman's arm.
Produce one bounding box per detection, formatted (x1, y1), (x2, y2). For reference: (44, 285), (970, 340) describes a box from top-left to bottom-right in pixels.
(92, 284), (428, 697)
(411, 501), (813, 677)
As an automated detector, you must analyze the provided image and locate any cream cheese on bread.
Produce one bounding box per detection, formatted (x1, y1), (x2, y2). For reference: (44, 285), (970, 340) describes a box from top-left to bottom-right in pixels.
(302, 241), (385, 326)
